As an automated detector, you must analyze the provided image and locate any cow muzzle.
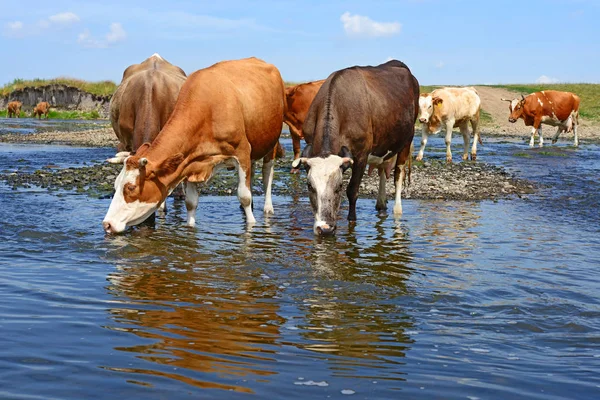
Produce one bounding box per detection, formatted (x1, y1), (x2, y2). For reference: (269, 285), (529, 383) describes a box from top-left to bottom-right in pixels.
(419, 117), (427, 123)
(316, 224), (336, 236)
(102, 220), (126, 234)
(508, 117), (516, 123)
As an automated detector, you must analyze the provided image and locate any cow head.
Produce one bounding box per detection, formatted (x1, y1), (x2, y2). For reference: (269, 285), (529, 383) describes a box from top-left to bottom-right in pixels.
(102, 143), (184, 234)
(502, 95), (526, 123)
(291, 145), (353, 235)
(418, 94), (443, 124)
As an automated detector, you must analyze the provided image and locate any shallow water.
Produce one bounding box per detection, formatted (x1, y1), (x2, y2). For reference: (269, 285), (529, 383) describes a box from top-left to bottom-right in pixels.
(0, 117), (107, 135)
(1, 131), (600, 399)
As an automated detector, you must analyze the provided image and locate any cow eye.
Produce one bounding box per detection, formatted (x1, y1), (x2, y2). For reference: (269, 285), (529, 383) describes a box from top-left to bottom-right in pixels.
(125, 183), (136, 192)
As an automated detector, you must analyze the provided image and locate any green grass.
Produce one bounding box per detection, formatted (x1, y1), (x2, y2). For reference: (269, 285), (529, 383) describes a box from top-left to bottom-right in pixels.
(492, 83), (600, 122)
(480, 109), (493, 124)
(1, 77), (116, 97)
(0, 109), (102, 119)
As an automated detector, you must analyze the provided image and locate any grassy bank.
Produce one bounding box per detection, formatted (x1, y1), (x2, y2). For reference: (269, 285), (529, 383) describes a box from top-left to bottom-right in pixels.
(492, 83), (600, 121)
(0, 109), (103, 120)
(1, 78), (116, 97)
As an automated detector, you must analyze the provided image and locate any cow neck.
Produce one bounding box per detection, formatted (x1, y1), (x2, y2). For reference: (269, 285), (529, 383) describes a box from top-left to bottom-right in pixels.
(145, 117), (210, 187)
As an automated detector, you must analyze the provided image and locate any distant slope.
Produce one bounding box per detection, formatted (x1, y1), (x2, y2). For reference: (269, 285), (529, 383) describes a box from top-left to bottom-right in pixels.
(1, 78), (116, 97)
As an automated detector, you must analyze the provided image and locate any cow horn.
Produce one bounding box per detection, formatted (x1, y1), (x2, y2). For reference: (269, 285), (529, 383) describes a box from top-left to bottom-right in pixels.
(106, 151), (131, 164)
(521, 94), (526, 101)
(139, 158), (148, 168)
(500, 98), (512, 102)
(291, 158), (308, 169)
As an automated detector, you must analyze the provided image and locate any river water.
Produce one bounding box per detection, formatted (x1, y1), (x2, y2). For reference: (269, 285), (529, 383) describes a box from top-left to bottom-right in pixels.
(1, 121), (599, 399)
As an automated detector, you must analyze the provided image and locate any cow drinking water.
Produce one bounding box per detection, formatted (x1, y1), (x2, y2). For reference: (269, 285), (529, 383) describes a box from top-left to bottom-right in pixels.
(292, 60), (419, 235)
(102, 57), (285, 234)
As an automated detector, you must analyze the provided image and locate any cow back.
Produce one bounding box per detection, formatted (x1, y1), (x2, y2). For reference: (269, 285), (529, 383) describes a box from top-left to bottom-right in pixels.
(304, 60), (419, 159)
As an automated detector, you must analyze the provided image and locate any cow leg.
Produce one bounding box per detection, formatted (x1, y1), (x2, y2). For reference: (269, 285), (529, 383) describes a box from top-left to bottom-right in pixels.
(470, 116), (480, 160)
(573, 120), (579, 147)
(157, 199), (167, 216)
(538, 126), (544, 148)
(184, 181), (199, 226)
(445, 120), (454, 163)
(416, 124), (429, 161)
(347, 159), (368, 221)
(262, 159), (275, 214)
(393, 144), (411, 216)
(529, 126), (536, 147)
(292, 135), (301, 161)
(237, 157), (256, 224)
(375, 167), (387, 213)
(459, 122), (470, 161)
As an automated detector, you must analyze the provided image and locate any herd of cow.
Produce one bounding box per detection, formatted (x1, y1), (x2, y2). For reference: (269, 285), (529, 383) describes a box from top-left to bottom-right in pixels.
(5, 53), (581, 236)
(6, 100), (51, 119)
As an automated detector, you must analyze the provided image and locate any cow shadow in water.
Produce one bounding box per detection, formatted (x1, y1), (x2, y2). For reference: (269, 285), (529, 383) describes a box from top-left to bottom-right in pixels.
(295, 216), (416, 372)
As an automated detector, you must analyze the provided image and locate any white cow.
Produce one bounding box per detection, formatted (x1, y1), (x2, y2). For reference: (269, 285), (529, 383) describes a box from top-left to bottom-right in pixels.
(417, 87), (482, 162)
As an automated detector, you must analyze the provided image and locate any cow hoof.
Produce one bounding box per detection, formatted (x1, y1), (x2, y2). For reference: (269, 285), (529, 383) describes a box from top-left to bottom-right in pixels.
(290, 168), (301, 174)
(415, 155), (423, 162)
(471, 154), (477, 161)
(264, 205), (274, 215)
(393, 206), (403, 217)
(552, 139), (557, 144)
(446, 158), (453, 164)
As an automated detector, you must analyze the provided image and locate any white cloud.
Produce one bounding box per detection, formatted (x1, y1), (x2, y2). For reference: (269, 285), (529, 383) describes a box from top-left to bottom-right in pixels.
(106, 23), (126, 43)
(78, 23), (127, 48)
(340, 12), (401, 37)
(536, 75), (559, 84)
(436, 61), (445, 69)
(48, 12), (80, 25)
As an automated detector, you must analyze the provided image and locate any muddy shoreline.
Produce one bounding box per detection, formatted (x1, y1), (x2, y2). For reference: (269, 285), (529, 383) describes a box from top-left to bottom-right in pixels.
(0, 127), (535, 201)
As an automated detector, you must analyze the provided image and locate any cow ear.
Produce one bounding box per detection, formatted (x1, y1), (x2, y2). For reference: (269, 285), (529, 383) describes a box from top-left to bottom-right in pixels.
(339, 146), (353, 172)
(433, 97), (443, 106)
(157, 153), (184, 176)
(132, 142), (151, 156)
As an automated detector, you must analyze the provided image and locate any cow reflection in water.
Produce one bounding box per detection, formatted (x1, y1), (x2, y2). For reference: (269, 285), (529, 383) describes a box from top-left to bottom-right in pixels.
(105, 261), (284, 393)
(296, 218), (416, 370)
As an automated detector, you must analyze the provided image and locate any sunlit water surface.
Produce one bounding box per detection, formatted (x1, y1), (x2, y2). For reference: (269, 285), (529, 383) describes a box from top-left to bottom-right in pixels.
(1, 125), (600, 399)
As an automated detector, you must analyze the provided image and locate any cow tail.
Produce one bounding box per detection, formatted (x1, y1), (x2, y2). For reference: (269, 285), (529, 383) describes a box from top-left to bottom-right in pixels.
(404, 141), (413, 187)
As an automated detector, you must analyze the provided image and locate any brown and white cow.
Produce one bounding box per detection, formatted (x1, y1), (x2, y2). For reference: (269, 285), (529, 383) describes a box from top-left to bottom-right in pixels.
(108, 53), (187, 154)
(417, 87), (481, 162)
(32, 101), (50, 119)
(501, 90), (580, 147)
(292, 60), (419, 235)
(102, 57), (285, 234)
(7, 101), (22, 118)
(284, 80), (325, 161)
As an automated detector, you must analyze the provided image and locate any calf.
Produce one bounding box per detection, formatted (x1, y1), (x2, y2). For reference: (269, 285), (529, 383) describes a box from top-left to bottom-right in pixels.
(292, 60), (419, 235)
(7, 101), (22, 118)
(32, 102), (50, 119)
(502, 90), (580, 147)
(417, 87), (481, 162)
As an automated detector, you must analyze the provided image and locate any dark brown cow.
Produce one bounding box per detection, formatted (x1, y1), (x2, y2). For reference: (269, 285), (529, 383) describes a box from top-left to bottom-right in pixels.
(292, 60), (419, 235)
(102, 57), (285, 234)
(109, 53), (187, 154)
(32, 101), (50, 119)
(502, 90), (580, 147)
(284, 80), (325, 161)
(7, 101), (22, 118)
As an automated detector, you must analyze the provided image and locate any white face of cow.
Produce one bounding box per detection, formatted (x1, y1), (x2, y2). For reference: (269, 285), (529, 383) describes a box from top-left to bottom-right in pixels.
(305, 155), (348, 235)
(418, 95), (433, 123)
(102, 160), (160, 234)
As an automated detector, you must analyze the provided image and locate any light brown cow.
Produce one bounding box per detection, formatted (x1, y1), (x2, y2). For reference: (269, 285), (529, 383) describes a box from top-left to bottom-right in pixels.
(284, 80), (325, 161)
(102, 57), (285, 234)
(417, 87), (481, 162)
(7, 101), (22, 118)
(109, 53), (187, 153)
(502, 90), (580, 147)
(32, 101), (50, 119)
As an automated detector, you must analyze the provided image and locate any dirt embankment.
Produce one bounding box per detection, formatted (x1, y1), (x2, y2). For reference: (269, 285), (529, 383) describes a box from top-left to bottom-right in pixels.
(474, 86), (599, 140)
(0, 84), (111, 117)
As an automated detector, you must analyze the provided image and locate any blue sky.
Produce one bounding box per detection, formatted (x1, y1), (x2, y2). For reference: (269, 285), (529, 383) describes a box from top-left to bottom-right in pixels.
(1, 0), (598, 86)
